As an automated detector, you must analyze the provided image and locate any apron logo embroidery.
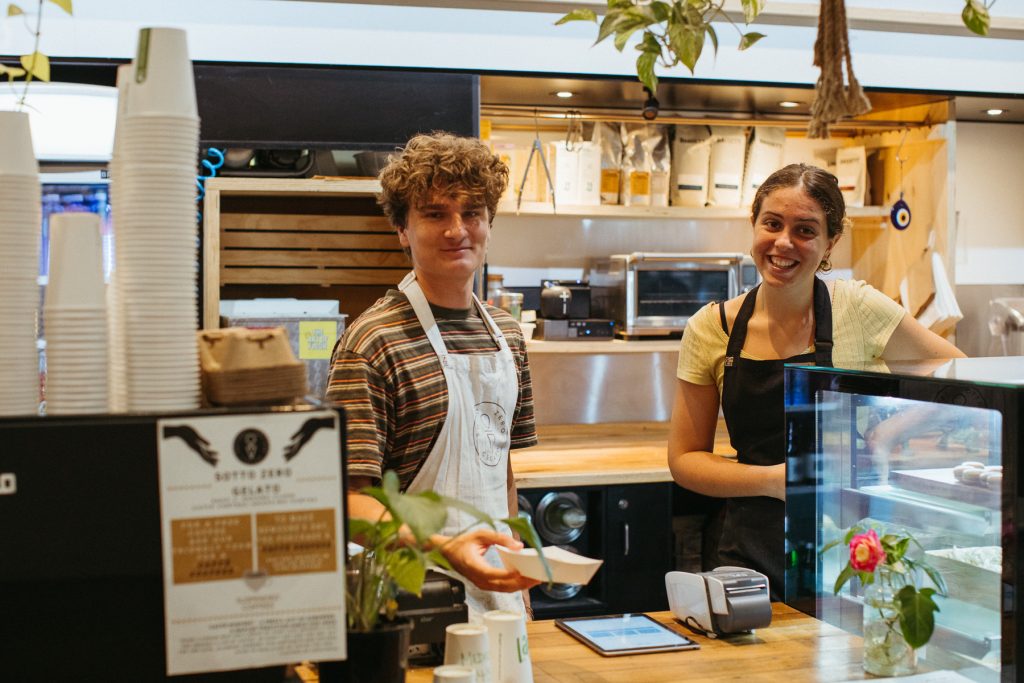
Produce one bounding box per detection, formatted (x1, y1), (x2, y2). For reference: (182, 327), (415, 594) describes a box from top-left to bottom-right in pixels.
(473, 401), (508, 467)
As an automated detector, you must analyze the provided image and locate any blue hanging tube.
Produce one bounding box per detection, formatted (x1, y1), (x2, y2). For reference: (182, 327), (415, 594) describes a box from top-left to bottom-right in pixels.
(196, 147), (225, 222)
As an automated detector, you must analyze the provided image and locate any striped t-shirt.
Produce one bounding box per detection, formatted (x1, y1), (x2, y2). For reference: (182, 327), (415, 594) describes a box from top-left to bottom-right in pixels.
(326, 290), (537, 490)
(677, 279), (905, 391)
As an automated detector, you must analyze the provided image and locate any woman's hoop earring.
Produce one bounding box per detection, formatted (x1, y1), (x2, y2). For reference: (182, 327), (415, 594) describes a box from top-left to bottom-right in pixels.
(819, 256), (833, 273)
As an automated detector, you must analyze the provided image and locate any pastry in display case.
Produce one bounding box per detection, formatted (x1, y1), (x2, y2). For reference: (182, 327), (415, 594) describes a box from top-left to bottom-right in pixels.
(783, 357), (1024, 682)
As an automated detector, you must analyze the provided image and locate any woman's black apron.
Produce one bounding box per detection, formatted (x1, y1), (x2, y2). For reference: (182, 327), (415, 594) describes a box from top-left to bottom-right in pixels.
(717, 277), (833, 600)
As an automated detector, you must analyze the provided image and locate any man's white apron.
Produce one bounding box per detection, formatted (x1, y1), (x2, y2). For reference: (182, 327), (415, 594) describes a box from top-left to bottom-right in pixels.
(400, 271), (526, 619)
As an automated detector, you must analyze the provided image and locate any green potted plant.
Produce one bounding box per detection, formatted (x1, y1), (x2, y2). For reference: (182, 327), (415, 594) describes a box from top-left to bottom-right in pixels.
(322, 470), (550, 683)
(820, 522), (947, 677)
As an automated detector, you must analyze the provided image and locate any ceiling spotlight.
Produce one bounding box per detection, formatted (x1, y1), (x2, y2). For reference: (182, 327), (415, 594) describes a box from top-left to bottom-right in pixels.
(986, 108), (1005, 116)
(778, 101), (801, 108)
(642, 87), (660, 121)
(554, 91), (574, 98)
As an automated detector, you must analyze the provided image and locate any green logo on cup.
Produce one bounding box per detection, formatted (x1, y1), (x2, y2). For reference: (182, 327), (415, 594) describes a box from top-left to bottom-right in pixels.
(517, 636), (529, 663)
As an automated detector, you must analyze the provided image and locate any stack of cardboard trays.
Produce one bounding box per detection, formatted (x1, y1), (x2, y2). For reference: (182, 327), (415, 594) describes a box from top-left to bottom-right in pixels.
(197, 327), (307, 406)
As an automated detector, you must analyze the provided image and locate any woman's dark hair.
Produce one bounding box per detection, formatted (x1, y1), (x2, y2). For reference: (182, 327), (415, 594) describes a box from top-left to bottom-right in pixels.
(750, 163), (847, 240)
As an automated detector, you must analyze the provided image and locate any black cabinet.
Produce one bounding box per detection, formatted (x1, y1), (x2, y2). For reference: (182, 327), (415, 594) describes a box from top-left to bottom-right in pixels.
(520, 481), (673, 619)
(602, 483), (673, 614)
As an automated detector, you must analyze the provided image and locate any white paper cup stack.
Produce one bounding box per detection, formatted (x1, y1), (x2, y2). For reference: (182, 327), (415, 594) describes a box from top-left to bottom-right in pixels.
(109, 27), (201, 412)
(444, 623), (492, 683)
(43, 213), (109, 415)
(0, 111), (42, 416)
(483, 611), (533, 683)
(106, 64), (131, 413)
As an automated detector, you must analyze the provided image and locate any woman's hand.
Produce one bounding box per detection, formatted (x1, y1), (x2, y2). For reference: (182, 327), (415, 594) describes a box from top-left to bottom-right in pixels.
(434, 529), (542, 593)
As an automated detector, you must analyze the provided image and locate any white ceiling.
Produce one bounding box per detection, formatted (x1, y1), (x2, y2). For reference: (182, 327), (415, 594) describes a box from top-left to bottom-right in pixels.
(4, 1), (1024, 96)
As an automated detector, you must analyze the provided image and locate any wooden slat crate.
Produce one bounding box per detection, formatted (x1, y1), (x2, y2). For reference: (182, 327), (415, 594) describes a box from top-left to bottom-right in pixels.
(219, 209), (406, 284)
(203, 178), (406, 328)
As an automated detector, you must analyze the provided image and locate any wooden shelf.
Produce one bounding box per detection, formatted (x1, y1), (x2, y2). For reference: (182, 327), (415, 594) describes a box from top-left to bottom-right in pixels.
(205, 178), (890, 220)
(499, 199), (892, 220)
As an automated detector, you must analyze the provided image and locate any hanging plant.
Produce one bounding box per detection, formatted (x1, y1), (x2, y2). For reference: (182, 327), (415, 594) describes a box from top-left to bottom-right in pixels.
(557, 1), (767, 95)
(557, 1), (994, 136)
(2, 0), (73, 109)
(962, 0), (994, 36)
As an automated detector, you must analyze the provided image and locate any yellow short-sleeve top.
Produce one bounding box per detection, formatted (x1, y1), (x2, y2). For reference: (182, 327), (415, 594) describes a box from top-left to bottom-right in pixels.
(676, 279), (905, 392)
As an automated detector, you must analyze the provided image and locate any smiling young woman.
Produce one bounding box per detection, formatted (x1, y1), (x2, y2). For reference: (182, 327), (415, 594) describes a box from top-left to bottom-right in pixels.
(667, 163), (964, 599)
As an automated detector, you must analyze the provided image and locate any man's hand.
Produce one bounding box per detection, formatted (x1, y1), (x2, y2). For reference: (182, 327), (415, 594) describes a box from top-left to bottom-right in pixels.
(435, 529), (542, 593)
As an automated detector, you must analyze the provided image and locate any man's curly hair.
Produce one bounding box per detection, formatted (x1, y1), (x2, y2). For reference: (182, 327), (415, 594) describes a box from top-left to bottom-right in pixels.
(377, 132), (509, 230)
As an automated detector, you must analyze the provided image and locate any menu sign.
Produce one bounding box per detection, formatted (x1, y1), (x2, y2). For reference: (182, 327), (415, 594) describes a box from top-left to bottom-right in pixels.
(157, 410), (346, 676)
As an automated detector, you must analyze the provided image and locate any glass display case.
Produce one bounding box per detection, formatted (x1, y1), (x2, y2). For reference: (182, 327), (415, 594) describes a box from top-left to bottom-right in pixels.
(784, 357), (1024, 682)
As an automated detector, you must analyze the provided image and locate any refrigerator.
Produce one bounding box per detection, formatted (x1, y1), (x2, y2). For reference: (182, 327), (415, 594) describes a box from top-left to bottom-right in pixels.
(785, 358), (1024, 681)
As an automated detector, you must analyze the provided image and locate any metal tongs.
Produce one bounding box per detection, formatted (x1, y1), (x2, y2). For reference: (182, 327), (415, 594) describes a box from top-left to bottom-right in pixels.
(565, 109), (584, 151)
(516, 109), (556, 214)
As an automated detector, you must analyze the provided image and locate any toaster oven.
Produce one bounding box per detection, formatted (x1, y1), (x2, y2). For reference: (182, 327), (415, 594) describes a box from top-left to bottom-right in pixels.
(589, 252), (758, 338)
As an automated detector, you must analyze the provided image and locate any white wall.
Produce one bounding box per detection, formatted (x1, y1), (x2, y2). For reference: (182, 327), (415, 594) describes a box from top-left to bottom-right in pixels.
(954, 122), (1024, 285)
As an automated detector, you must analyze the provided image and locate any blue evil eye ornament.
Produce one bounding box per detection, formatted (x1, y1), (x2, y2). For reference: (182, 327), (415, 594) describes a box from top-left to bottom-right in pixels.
(890, 197), (911, 230)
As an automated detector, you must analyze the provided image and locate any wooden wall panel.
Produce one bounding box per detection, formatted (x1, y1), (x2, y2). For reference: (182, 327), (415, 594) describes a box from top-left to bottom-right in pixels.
(221, 232), (397, 250)
(851, 126), (949, 309)
(220, 213), (393, 233)
(220, 268), (408, 286)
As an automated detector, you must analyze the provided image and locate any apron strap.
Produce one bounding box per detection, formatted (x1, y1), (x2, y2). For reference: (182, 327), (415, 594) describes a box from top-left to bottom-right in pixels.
(471, 295), (510, 354)
(399, 270), (512, 361)
(399, 271), (450, 363)
(724, 281), (835, 368)
(724, 285), (758, 368)
(812, 277), (834, 368)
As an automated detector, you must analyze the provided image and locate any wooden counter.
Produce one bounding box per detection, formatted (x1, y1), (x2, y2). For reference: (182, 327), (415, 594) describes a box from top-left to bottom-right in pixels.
(512, 420), (734, 490)
(406, 603), (868, 682)
(526, 339), (681, 354)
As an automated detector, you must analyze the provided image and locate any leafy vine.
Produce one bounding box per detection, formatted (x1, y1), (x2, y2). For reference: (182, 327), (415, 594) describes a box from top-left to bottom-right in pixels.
(2, 0), (74, 109)
(557, 1), (994, 96)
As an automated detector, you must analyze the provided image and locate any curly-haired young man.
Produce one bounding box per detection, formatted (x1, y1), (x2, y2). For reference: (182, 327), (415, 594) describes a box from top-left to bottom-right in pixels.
(327, 133), (539, 618)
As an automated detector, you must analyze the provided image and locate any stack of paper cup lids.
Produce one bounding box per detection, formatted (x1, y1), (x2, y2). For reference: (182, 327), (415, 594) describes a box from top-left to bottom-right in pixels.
(109, 27), (201, 412)
(0, 111), (42, 416)
(43, 213), (109, 415)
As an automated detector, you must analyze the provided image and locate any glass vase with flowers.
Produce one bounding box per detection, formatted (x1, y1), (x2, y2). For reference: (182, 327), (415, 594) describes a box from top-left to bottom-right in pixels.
(821, 524), (947, 677)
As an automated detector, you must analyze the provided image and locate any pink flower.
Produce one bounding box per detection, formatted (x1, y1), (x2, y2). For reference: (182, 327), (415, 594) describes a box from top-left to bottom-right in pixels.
(849, 529), (886, 572)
